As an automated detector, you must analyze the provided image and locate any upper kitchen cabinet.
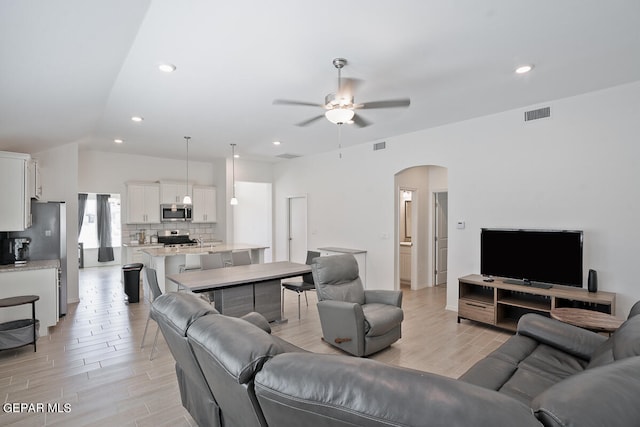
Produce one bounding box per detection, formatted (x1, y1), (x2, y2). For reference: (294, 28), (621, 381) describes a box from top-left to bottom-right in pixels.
(0, 151), (31, 231)
(27, 159), (42, 200)
(192, 185), (217, 223)
(160, 181), (192, 205)
(126, 182), (160, 224)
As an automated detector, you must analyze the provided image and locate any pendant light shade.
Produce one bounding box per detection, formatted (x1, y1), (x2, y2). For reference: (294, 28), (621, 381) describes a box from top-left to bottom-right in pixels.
(183, 136), (192, 205)
(230, 143), (238, 205)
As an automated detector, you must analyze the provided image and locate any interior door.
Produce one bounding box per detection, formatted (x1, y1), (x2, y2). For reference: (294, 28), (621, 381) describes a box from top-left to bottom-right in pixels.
(288, 196), (307, 263)
(434, 192), (448, 285)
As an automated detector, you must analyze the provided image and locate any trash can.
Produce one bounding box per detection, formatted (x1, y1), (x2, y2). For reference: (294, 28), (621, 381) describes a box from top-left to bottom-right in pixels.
(122, 263), (144, 303)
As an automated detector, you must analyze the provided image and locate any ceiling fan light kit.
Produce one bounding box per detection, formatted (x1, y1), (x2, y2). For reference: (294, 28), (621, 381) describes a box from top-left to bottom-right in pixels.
(273, 57), (410, 128)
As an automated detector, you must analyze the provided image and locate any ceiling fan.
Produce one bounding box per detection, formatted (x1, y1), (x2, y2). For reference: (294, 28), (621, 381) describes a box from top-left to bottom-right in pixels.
(273, 58), (410, 127)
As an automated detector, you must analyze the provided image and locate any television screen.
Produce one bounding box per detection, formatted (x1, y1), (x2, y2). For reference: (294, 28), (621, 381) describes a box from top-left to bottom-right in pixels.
(481, 228), (583, 287)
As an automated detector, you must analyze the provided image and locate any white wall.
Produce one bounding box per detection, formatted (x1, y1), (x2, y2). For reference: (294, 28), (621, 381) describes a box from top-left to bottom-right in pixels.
(273, 81), (640, 317)
(79, 150), (227, 241)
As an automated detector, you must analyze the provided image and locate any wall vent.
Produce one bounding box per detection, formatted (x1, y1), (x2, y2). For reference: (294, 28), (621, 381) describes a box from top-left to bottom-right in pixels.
(524, 107), (551, 122)
(373, 141), (386, 151)
(276, 153), (301, 159)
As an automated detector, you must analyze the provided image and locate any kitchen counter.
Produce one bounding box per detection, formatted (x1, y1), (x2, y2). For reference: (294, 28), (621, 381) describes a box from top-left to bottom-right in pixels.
(143, 243), (270, 293)
(0, 259), (60, 335)
(0, 259), (60, 273)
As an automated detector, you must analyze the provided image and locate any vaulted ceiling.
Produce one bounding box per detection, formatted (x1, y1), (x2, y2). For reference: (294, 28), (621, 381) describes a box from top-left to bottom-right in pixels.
(1, 1), (639, 162)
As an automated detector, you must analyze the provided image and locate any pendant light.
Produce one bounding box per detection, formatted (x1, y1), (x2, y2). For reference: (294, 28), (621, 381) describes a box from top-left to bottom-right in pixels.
(230, 143), (238, 205)
(182, 136), (192, 205)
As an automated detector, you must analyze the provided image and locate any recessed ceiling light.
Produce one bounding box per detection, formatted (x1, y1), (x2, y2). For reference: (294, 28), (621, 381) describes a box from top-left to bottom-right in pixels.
(158, 63), (176, 73)
(515, 64), (534, 74)
(114, 138), (124, 144)
(131, 116), (144, 122)
(272, 141), (281, 146)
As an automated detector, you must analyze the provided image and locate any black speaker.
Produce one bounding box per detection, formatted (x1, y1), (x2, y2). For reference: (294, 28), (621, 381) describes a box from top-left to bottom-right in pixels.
(588, 269), (598, 293)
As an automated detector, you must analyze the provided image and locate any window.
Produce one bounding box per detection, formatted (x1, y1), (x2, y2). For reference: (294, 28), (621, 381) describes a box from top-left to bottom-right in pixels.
(79, 194), (121, 248)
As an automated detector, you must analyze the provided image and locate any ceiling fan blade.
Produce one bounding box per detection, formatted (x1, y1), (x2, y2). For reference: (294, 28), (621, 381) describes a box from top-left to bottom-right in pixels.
(273, 99), (324, 107)
(358, 98), (411, 109)
(352, 114), (371, 128)
(295, 114), (325, 127)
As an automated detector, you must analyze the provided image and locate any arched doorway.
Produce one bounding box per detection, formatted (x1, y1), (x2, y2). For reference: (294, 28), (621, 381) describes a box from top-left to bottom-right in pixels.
(394, 165), (448, 290)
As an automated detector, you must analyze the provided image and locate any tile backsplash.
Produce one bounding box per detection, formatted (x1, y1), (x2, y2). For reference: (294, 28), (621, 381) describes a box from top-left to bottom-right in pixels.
(121, 222), (217, 244)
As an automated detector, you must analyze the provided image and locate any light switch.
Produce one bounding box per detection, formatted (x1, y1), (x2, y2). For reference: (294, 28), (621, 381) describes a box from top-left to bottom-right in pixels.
(456, 221), (465, 230)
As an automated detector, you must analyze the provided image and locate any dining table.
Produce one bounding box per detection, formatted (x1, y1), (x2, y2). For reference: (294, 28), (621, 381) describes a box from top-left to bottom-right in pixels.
(166, 261), (311, 322)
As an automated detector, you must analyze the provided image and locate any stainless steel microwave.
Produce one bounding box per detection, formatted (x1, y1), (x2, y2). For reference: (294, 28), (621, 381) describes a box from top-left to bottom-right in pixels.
(160, 204), (193, 222)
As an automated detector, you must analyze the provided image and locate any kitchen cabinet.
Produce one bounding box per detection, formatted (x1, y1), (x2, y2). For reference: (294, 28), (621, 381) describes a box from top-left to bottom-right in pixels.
(0, 151), (31, 231)
(160, 181), (192, 205)
(28, 159), (42, 200)
(192, 185), (217, 222)
(0, 261), (59, 336)
(126, 182), (160, 224)
(122, 244), (163, 266)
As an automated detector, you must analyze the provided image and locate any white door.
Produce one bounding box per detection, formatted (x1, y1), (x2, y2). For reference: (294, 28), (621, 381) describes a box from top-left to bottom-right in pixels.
(233, 182), (272, 262)
(434, 192), (448, 285)
(288, 196), (307, 263)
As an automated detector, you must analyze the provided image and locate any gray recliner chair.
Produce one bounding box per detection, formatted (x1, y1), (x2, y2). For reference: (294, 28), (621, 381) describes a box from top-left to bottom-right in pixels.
(312, 254), (404, 357)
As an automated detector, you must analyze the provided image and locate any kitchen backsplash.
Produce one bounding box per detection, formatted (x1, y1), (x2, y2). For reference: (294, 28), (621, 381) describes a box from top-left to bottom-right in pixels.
(122, 222), (217, 244)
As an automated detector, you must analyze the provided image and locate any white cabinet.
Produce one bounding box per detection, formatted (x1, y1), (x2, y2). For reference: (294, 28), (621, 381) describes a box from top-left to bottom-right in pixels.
(27, 159), (42, 200)
(160, 181), (192, 204)
(123, 244), (163, 265)
(126, 182), (160, 224)
(0, 151), (31, 231)
(400, 244), (412, 284)
(192, 185), (217, 223)
(0, 265), (58, 336)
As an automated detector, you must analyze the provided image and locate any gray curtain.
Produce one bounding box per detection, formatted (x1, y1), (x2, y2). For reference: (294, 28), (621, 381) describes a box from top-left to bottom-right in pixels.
(78, 193), (88, 237)
(96, 194), (114, 262)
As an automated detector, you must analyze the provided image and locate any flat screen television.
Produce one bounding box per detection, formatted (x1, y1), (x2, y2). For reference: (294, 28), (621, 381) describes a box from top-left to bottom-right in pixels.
(480, 228), (583, 288)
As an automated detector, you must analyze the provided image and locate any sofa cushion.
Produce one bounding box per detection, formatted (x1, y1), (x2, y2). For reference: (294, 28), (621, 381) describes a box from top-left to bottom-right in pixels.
(362, 303), (404, 336)
(532, 356), (640, 427)
(588, 314), (640, 368)
(187, 314), (305, 384)
(499, 344), (588, 404)
(255, 353), (542, 427)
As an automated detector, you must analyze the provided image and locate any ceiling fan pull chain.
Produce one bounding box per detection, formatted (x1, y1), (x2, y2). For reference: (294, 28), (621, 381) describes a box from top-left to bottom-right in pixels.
(338, 123), (342, 159)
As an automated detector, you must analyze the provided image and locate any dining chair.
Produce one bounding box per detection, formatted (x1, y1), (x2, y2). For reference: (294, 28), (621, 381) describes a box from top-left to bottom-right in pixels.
(201, 253), (224, 270)
(231, 250), (252, 266)
(179, 253), (202, 273)
(140, 267), (163, 359)
(281, 250), (320, 319)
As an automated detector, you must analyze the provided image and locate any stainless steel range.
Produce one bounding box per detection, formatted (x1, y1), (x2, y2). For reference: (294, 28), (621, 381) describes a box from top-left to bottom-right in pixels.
(156, 230), (198, 248)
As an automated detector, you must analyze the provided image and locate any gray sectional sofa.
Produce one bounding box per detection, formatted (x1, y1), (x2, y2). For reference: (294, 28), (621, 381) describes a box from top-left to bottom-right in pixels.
(152, 292), (640, 427)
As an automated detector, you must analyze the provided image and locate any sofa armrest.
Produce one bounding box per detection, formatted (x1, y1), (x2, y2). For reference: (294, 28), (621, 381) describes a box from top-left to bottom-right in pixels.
(255, 353), (542, 427)
(240, 311), (271, 333)
(517, 313), (607, 360)
(364, 290), (402, 307)
(317, 300), (365, 355)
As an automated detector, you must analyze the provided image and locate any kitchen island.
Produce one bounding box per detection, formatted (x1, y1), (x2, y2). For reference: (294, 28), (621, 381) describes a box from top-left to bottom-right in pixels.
(0, 260), (59, 336)
(142, 244), (269, 293)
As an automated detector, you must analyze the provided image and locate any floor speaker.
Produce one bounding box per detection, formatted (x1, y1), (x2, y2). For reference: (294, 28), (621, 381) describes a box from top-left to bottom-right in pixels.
(588, 269), (598, 293)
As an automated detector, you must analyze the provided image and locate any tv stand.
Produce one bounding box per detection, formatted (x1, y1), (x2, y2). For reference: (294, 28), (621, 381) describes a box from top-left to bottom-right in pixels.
(503, 278), (553, 289)
(458, 274), (616, 331)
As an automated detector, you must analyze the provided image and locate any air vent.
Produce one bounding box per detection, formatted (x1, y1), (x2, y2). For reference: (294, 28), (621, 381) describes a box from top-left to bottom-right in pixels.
(524, 107), (551, 122)
(373, 141), (386, 151)
(276, 153), (301, 159)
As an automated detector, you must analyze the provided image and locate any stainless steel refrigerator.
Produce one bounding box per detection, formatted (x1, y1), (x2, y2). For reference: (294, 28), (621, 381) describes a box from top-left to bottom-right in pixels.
(11, 201), (67, 316)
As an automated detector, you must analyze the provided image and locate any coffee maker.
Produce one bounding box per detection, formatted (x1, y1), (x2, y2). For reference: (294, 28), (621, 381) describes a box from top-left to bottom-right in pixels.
(12, 237), (30, 264)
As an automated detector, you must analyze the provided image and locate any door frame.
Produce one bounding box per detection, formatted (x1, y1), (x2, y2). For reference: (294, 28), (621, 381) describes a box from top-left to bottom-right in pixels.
(286, 195), (308, 263)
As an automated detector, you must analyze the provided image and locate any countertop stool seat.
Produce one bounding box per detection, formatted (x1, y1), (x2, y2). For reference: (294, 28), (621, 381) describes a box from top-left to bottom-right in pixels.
(0, 295), (39, 352)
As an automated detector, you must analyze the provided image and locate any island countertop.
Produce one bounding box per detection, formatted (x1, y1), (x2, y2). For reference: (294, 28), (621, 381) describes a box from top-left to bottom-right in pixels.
(141, 243), (269, 257)
(0, 259), (60, 273)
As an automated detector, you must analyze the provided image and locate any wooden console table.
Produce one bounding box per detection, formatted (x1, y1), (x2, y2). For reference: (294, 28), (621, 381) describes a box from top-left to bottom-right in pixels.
(0, 295), (39, 352)
(458, 274), (616, 332)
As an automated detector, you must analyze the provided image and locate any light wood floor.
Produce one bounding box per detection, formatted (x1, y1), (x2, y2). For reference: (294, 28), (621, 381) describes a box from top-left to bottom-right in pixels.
(0, 266), (511, 426)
